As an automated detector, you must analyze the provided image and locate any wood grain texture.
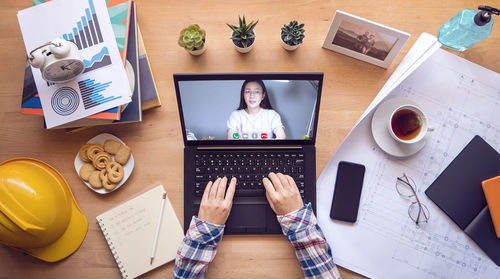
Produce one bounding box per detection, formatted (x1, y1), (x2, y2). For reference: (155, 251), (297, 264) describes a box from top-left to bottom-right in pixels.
(1, 0), (499, 278)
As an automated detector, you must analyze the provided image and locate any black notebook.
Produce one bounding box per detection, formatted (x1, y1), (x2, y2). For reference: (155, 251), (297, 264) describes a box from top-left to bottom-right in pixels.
(425, 135), (500, 266)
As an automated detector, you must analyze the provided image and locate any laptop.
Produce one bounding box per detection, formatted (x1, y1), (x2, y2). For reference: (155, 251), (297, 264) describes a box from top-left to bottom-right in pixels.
(174, 73), (323, 234)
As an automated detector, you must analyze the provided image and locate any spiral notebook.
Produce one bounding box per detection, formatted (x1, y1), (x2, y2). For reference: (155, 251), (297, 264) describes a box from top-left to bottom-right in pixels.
(96, 185), (184, 278)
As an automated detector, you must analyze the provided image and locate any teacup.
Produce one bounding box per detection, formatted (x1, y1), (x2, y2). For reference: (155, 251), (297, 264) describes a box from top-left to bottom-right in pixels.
(388, 104), (433, 144)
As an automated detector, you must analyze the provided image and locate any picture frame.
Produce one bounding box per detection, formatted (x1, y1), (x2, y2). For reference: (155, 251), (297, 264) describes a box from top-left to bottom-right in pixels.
(322, 10), (410, 69)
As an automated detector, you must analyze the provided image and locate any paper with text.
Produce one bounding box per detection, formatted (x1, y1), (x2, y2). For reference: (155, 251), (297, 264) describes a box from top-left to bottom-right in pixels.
(96, 185), (184, 278)
(17, 0), (131, 128)
(317, 38), (500, 278)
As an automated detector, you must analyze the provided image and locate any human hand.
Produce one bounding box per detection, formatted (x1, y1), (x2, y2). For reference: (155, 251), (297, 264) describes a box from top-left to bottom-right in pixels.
(198, 177), (237, 225)
(262, 172), (304, 215)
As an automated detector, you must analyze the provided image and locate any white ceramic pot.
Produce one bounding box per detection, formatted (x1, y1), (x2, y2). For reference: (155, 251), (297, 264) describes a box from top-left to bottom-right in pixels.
(280, 32), (299, 51)
(232, 31), (255, 53)
(188, 39), (207, 56)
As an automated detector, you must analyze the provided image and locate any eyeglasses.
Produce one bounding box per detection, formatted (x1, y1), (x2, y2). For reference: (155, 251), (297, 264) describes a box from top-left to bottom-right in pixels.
(243, 89), (262, 95)
(395, 173), (430, 226)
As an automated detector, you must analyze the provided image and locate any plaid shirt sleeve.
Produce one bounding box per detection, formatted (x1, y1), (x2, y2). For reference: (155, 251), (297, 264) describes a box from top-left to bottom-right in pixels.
(278, 203), (342, 279)
(173, 216), (225, 279)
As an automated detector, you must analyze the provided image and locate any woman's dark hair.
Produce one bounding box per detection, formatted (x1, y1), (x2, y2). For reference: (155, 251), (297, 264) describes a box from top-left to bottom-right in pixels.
(237, 80), (273, 110)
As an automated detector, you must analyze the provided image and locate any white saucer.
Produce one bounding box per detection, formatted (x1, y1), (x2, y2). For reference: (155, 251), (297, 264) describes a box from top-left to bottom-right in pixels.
(74, 133), (134, 194)
(371, 97), (426, 158)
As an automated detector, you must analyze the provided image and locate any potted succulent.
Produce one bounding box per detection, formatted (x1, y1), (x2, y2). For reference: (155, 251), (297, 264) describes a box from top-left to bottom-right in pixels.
(280, 20), (305, 51)
(227, 15), (258, 53)
(178, 24), (207, 55)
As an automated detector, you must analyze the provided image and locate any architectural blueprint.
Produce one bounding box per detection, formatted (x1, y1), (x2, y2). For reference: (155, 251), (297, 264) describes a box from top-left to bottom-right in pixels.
(316, 36), (500, 279)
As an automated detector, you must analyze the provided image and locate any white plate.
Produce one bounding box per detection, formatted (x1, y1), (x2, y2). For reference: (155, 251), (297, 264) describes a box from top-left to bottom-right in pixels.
(74, 133), (134, 194)
(371, 98), (426, 158)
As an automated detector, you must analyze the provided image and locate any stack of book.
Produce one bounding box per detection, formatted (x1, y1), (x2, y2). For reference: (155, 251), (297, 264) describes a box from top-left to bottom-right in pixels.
(20, 0), (161, 131)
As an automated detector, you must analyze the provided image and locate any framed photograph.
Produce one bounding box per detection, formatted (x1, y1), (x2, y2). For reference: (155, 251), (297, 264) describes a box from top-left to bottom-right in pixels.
(322, 10), (410, 68)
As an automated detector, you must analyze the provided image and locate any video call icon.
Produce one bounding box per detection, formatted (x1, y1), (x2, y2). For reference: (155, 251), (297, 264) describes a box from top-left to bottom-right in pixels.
(242, 133), (249, 139)
(232, 133), (239, 139)
(261, 133), (268, 139)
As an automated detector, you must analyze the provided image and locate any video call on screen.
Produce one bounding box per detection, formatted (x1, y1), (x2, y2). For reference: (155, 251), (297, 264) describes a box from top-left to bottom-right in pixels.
(178, 79), (320, 141)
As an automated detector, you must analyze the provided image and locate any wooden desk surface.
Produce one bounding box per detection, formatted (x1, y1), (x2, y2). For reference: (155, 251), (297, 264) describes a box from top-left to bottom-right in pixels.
(1, 0), (499, 278)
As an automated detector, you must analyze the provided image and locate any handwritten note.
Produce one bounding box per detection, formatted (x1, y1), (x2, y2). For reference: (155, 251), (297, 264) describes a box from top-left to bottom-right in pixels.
(96, 185), (184, 278)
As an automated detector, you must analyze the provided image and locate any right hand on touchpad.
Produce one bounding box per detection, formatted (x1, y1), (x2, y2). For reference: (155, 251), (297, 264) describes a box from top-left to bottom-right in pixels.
(262, 172), (304, 215)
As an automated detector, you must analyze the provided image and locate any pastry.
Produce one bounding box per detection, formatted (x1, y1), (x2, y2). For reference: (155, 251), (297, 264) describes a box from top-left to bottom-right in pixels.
(79, 163), (95, 181)
(102, 178), (117, 190)
(92, 152), (111, 170)
(100, 169), (117, 190)
(115, 145), (131, 165)
(106, 162), (124, 183)
(99, 168), (109, 182)
(78, 144), (92, 162)
(104, 140), (122, 155)
(86, 144), (104, 162)
(88, 170), (103, 189)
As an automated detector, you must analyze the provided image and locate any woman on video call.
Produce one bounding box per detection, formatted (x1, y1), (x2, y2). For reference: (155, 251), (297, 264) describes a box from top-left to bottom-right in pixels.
(226, 80), (286, 140)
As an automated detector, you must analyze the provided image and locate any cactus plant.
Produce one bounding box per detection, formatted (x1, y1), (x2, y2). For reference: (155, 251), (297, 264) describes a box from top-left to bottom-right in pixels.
(227, 15), (258, 49)
(281, 20), (305, 46)
(178, 24), (206, 51)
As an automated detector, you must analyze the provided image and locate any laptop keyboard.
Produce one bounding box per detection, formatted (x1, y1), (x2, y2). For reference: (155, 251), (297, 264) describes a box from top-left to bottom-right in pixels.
(194, 152), (306, 198)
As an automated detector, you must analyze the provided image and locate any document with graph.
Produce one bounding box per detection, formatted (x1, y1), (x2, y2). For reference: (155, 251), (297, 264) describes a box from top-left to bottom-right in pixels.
(17, 0), (131, 128)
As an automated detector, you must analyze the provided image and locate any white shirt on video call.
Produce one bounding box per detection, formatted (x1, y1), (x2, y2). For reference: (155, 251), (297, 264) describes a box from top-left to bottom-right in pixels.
(227, 109), (284, 139)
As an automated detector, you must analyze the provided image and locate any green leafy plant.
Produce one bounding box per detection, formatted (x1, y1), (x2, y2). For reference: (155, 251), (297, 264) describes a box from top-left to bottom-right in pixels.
(178, 24), (206, 51)
(227, 15), (259, 48)
(281, 20), (305, 46)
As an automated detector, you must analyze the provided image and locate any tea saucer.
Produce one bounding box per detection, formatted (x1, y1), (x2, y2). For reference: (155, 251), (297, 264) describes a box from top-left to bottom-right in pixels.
(371, 97), (426, 158)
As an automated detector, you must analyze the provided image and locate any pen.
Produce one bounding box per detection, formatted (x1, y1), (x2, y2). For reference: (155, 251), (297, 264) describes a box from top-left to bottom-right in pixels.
(150, 192), (167, 265)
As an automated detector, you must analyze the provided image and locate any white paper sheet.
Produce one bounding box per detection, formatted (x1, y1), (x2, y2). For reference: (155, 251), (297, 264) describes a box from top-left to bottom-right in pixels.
(317, 36), (500, 278)
(17, 0), (131, 128)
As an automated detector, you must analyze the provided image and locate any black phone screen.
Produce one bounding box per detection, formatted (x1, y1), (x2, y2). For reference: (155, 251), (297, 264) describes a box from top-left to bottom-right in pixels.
(330, 161), (366, 223)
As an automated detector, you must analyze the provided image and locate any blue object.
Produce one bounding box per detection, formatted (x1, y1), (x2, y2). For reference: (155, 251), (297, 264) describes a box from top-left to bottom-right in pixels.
(438, 5), (499, 51)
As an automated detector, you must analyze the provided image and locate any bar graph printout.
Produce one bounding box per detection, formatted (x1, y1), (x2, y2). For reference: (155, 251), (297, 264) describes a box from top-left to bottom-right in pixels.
(61, 0), (103, 50)
(18, 0), (131, 128)
(317, 36), (500, 279)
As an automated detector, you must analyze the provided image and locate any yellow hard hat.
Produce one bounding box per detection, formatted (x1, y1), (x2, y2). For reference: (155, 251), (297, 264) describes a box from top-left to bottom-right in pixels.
(0, 158), (88, 262)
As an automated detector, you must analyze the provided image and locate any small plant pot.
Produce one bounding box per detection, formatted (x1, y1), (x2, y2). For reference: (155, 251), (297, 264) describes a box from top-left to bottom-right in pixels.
(280, 32), (299, 51)
(232, 31), (255, 53)
(188, 39), (207, 56)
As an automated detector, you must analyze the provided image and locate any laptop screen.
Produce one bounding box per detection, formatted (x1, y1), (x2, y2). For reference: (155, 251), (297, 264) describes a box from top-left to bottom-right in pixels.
(174, 73), (323, 145)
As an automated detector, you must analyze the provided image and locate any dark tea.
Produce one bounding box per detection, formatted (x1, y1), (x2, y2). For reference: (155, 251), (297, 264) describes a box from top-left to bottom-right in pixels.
(391, 109), (422, 140)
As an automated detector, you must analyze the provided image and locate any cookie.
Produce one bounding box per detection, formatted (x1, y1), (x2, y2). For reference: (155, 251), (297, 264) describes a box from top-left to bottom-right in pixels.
(79, 163), (95, 181)
(88, 170), (103, 189)
(92, 152), (111, 170)
(106, 162), (124, 183)
(115, 145), (131, 165)
(79, 144), (92, 162)
(100, 169), (117, 190)
(104, 140), (122, 155)
(86, 144), (104, 162)
(99, 168), (109, 182)
(102, 179), (117, 190)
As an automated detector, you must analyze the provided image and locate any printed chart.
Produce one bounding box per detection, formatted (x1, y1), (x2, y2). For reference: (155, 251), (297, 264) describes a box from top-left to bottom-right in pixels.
(62, 0), (103, 50)
(83, 47), (112, 73)
(51, 87), (79, 115)
(18, 0), (132, 128)
(78, 79), (119, 110)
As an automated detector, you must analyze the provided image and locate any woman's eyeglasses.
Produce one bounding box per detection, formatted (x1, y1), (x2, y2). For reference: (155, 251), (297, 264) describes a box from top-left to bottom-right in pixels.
(395, 173), (430, 226)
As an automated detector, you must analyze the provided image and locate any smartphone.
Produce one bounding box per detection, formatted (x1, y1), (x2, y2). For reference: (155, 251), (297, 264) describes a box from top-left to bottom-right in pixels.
(330, 161), (366, 223)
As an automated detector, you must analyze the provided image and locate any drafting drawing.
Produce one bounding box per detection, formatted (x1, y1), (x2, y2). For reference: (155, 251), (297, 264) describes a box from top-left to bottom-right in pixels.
(317, 47), (500, 279)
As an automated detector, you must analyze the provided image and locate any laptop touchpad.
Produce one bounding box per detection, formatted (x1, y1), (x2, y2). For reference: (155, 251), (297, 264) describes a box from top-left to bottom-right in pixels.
(226, 205), (266, 232)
